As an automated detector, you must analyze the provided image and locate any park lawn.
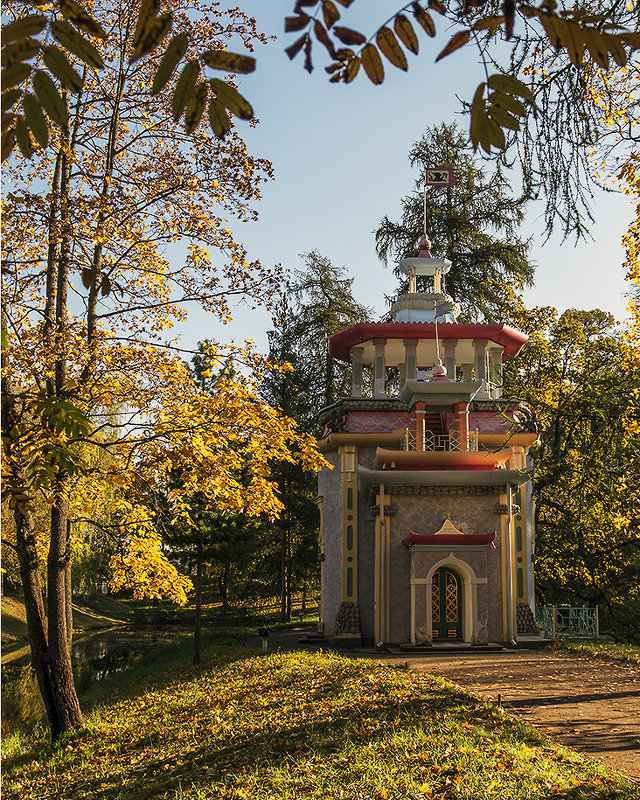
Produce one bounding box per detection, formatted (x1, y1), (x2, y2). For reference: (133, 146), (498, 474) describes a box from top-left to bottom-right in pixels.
(2, 650), (637, 800)
(554, 639), (640, 665)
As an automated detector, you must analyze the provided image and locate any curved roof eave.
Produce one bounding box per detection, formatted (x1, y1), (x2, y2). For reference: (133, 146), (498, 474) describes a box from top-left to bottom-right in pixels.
(329, 322), (528, 363)
(358, 464), (532, 489)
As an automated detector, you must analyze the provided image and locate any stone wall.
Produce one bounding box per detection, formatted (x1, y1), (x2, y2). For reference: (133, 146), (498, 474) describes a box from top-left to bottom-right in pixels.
(387, 489), (504, 644)
(318, 450), (342, 636)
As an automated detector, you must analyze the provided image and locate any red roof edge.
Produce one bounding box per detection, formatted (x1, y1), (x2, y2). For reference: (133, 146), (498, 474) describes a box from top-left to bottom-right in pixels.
(329, 322), (528, 363)
(402, 530), (497, 548)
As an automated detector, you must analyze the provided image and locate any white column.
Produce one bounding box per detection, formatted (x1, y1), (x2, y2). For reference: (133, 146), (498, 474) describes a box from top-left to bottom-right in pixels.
(350, 346), (364, 397)
(373, 339), (387, 398)
(444, 339), (457, 381)
(473, 339), (488, 383)
(489, 346), (503, 398)
(403, 339), (418, 384)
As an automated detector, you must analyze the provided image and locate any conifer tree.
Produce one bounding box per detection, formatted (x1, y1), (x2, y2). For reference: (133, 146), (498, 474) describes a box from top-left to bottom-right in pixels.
(261, 252), (371, 621)
(376, 123), (534, 321)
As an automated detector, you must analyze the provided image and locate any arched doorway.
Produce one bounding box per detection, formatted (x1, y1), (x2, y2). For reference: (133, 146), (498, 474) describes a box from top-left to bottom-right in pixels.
(432, 566), (463, 640)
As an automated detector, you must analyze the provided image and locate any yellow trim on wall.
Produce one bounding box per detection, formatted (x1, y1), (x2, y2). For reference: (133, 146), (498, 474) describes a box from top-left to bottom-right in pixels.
(374, 491), (391, 644)
(340, 445), (358, 603)
(386, 510), (391, 641)
(499, 491), (508, 641)
(318, 430), (406, 451)
(374, 515), (381, 643)
(514, 485), (527, 604)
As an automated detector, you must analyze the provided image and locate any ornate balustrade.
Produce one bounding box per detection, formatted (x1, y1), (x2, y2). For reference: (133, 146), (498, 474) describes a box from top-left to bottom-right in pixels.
(402, 428), (478, 452)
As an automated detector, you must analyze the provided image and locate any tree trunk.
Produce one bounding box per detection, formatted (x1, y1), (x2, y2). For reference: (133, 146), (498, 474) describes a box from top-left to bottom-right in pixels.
(13, 505), (56, 727)
(194, 539), (203, 665)
(280, 522), (289, 623)
(46, 481), (84, 738)
(2, 312), (82, 741)
(286, 518), (292, 621)
(218, 559), (230, 613)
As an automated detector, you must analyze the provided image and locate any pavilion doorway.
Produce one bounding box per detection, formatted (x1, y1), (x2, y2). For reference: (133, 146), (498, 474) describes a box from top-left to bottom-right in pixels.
(432, 566), (463, 640)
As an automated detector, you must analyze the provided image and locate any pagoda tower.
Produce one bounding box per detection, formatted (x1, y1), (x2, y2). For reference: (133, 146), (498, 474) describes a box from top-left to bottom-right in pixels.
(316, 236), (539, 648)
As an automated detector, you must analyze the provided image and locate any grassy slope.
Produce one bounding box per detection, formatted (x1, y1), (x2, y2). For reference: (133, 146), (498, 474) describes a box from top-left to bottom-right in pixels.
(2, 649), (637, 800)
(553, 639), (640, 665)
(1, 597), (29, 642)
(1, 594), (131, 645)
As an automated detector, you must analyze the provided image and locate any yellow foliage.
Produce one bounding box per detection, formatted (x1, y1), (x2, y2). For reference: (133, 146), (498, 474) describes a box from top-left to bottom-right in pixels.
(0, 0), (322, 609)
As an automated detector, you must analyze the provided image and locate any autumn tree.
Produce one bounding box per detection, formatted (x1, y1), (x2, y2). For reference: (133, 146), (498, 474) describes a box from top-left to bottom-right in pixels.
(4, 1), (638, 240)
(376, 123), (534, 321)
(0, 0), (325, 742)
(113, 345), (324, 663)
(503, 305), (640, 640)
(284, 0), (639, 240)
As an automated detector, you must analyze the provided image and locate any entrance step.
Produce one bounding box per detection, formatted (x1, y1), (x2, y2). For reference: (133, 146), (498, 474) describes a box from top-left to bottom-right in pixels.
(514, 636), (554, 650)
(393, 643), (505, 654)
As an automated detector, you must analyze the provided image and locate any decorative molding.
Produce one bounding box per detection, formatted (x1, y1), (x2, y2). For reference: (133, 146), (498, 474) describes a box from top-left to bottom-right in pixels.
(318, 398), (408, 425)
(494, 503), (521, 515)
(383, 485), (502, 497)
(433, 518), (465, 536)
(368, 503), (397, 517)
(325, 408), (348, 433)
(332, 601), (361, 636)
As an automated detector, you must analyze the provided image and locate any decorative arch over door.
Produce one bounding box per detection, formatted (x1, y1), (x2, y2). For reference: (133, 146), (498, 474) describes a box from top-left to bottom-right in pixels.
(432, 566), (463, 640)
(410, 550), (489, 645)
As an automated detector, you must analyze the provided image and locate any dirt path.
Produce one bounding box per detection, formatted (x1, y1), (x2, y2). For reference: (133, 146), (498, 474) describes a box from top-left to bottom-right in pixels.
(256, 630), (640, 779)
(384, 649), (640, 780)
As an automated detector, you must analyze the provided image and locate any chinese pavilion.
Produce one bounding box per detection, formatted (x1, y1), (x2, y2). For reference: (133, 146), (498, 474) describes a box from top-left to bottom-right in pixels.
(316, 236), (539, 647)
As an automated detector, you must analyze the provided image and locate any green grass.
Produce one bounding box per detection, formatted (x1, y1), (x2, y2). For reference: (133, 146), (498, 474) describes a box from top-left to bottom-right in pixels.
(2, 649), (637, 800)
(1, 594), (127, 647)
(120, 596), (319, 629)
(553, 639), (640, 665)
(1, 596), (30, 643)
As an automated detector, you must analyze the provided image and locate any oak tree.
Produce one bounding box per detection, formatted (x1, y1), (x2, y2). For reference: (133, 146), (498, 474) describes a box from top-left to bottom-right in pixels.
(284, 0), (639, 239)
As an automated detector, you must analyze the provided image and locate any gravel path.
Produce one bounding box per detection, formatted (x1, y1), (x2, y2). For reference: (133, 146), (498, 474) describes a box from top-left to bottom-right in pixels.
(384, 648), (640, 780)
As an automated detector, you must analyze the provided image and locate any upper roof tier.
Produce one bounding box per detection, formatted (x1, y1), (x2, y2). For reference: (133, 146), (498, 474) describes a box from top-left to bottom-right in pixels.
(328, 321), (529, 366)
(398, 256), (452, 276)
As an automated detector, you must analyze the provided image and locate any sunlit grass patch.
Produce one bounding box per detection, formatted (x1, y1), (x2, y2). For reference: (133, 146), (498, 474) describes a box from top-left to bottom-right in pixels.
(554, 639), (640, 665)
(2, 650), (637, 799)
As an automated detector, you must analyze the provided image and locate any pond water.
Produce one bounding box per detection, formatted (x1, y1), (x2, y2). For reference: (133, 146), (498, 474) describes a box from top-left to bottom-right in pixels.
(1, 627), (193, 736)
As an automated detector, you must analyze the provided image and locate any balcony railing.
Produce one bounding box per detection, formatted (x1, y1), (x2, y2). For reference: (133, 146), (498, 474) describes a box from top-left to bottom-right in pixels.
(402, 428), (478, 452)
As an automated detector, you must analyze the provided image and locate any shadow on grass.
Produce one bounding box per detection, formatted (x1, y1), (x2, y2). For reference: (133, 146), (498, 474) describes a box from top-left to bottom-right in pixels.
(1, 632), (255, 765)
(38, 675), (621, 800)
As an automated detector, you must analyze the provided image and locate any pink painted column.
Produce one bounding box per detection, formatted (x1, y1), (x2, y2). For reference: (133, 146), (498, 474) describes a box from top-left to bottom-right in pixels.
(453, 402), (469, 451)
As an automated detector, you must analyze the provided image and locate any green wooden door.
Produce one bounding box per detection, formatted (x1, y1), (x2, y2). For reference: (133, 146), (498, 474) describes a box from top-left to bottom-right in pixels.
(432, 567), (463, 640)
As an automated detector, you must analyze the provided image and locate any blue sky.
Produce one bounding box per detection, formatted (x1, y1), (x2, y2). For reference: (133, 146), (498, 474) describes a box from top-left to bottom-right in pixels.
(181, 1), (633, 353)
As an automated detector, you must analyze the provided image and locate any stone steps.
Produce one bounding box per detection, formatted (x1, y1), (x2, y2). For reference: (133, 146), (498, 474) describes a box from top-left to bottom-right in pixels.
(393, 643), (505, 654)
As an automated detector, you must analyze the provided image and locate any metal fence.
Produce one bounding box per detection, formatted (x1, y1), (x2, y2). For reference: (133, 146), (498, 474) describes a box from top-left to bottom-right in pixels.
(537, 605), (599, 639)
